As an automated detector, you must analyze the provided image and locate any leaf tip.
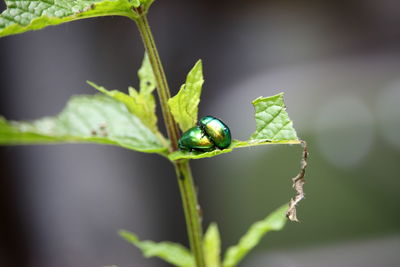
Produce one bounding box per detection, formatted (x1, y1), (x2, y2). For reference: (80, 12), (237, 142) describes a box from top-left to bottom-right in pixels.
(191, 59), (203, 75)
(209, 222), (218, 229)
(205, 222), (220, 237)
(117, 229), (128, 237)
(87, 81), (109, 95)
(118, 229), (139, 244)
(86, 80), (99, 89)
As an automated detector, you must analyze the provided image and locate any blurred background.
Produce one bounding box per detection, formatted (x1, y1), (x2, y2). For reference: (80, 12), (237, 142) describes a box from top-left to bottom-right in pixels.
(1, 0), (400, 266)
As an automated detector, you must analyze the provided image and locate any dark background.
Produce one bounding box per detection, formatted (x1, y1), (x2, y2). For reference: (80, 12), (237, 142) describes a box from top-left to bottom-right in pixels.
(1, 0), (400, 266)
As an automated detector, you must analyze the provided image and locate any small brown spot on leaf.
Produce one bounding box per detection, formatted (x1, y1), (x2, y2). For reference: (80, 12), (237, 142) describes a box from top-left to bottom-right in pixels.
(78, 3), (95, 14)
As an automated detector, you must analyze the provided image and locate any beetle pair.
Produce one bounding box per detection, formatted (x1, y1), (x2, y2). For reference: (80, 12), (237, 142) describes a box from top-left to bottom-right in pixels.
(178, 116), (232, 152)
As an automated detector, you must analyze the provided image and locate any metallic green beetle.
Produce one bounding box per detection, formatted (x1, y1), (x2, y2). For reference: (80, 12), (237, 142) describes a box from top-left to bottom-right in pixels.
(178, 126), (215, 152)
(199, 116), (232, 149)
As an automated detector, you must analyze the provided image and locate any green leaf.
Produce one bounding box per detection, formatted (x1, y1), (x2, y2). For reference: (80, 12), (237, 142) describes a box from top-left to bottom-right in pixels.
(168, 139), (300, 160)
(119, 230), (194, 267)
(0, 0), (152, 38)
(203, 223), (221, 267)
(0, 94), (167, 154)
(169, 92), (300, 160)
(88, 54), (159, 134)
(222, 204), (288, 267)
(168, 60), (204, 132)
(250, 93), (298, 141)
(138, 52), (157, 95)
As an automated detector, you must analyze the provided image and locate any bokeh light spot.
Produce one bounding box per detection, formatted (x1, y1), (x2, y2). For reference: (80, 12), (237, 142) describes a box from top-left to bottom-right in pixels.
(376, 80), (400, 149)
(315, 96), (374, 168)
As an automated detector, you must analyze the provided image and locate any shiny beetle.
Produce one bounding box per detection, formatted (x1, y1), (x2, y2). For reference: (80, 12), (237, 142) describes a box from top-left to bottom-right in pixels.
(178, 126), (215, 152)
(178, 116), (232, 152)
(199, 116), (231, 149)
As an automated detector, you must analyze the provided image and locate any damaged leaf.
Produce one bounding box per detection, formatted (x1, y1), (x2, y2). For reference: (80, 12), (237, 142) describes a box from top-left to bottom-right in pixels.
(286, 140), (308, 222)
(168, 92), (306, 221)
(168, 139), (301, 160)
(250, 93), (298, 141)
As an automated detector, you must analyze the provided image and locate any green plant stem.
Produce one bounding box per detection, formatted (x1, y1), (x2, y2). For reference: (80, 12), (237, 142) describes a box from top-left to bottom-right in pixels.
(174, 160), (205, 267)
(133, 8), (206, 267)
(134, 9), (179, 151)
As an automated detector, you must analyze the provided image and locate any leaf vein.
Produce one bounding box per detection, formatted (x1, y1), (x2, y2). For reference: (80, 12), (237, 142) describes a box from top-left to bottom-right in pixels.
(254, 105), (284, 137)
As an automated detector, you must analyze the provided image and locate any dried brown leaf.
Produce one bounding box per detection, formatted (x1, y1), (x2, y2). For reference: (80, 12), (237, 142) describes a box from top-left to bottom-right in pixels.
(286, 140), (308, 222)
